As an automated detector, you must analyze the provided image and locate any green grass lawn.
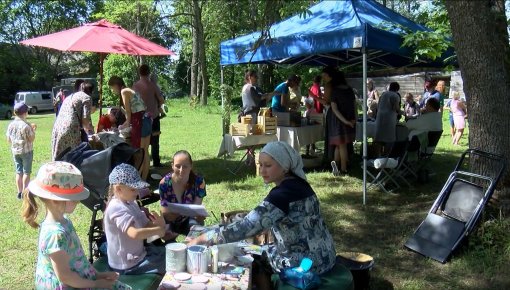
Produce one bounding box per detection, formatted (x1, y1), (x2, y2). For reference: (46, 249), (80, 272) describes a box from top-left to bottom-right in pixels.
(0, 98), (508, 289)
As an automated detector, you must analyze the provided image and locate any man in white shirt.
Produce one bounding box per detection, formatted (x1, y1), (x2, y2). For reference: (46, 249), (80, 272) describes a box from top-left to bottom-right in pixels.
(406, 98), (443, 139)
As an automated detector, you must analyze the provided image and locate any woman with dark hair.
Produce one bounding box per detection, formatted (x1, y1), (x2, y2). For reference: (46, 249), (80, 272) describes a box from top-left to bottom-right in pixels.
(51, 81), (95, 160)
(159, 150), (207, 240)
(271, 74), (300, 112)
(108, 75), (151, 180)
(374, 82), (401, 145)
(322, 66), (356, 175)
(241, 69), (274, 123)
(188, 141), (336, 289)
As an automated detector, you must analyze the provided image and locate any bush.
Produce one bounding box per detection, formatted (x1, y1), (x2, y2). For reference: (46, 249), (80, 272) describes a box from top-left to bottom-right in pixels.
(99, 54), (138, 107)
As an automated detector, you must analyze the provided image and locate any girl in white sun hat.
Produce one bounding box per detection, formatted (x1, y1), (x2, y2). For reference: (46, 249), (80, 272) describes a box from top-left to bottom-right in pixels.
(22, 161), (130, 289)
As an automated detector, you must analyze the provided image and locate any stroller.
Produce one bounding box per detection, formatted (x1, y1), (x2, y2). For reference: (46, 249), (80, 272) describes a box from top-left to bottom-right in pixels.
(57, 142), (160, 262)
(404, 148), (506, 263)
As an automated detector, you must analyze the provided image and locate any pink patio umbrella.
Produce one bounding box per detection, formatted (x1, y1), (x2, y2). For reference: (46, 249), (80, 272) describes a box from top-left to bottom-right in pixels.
(20, 19), (175, 114)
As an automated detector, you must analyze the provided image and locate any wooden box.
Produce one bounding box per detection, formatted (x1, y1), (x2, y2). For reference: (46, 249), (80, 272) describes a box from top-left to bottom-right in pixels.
(229, 123), (250, 136)
(240, 116), (252, 124)
(257, 116), (277, 134)
(274, 111), (302, 127)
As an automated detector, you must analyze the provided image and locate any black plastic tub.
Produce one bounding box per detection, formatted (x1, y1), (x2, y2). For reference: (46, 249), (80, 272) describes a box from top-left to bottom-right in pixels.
(336, 252), (375, 290)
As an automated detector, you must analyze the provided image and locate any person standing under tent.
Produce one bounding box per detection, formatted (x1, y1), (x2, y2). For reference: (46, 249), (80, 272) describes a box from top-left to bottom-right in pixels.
(271, 75), (300, 113)
(323, 67), (356, 175)
(374, 82), (401, 153)
(367, 78), (379, 120)
(308, 75), (324, 114)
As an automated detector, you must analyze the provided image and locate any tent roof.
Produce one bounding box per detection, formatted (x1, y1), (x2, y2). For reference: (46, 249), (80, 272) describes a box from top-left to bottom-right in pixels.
(220, 0), (450, 68)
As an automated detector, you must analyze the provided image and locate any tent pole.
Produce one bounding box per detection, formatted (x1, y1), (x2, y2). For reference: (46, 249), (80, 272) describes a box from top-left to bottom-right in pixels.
(221, 66), (225, 136)
(362, 47), (367, 206)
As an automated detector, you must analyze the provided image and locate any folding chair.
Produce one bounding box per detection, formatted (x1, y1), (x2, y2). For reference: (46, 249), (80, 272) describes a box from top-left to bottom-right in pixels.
(365, 139), (410, 193)
(405, 149), (506, 263)
(402, 130), (443, 181)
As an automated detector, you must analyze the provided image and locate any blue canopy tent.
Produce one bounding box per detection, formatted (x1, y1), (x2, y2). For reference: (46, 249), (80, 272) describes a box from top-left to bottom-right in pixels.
(219, 0), (452, 204)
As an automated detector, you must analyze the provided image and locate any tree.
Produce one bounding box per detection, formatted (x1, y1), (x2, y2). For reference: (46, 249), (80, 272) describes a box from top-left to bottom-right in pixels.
(93, 0), (176, 96)
(0, 0), (100, 97)
(444, 0), (510, 199)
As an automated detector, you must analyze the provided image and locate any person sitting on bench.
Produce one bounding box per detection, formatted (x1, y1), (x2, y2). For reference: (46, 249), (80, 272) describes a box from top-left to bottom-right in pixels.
(159, 150), (207, 241)
(188, 141), (336, 289)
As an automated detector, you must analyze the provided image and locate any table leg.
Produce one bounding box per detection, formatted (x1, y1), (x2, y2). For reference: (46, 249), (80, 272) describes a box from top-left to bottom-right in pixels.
(227, 146), (254, 175)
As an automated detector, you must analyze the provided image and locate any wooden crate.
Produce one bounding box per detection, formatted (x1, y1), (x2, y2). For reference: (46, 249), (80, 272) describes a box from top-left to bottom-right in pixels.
(253, 124), (264, 135)
(240, 116), (252, 124)
(229, 123), (250, 136)
(257, 116), (277, 134)
(258, 107), (272, 117)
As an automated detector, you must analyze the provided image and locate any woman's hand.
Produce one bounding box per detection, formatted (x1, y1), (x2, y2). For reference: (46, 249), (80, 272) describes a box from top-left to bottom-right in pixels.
(186, 233), (208, 246)
(344, 120), (356, 128)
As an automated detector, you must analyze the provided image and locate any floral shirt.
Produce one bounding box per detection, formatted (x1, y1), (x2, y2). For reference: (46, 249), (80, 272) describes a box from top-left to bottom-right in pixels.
(35, 217), (130, 290)
(6, 116), (34, 155)
(209, 178), (336, 275)
(159, 173), (206, 207)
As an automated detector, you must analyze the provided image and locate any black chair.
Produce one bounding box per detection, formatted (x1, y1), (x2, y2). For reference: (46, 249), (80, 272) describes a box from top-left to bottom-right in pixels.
(365, 139), (410, 193)
(405, 149), (506, 263)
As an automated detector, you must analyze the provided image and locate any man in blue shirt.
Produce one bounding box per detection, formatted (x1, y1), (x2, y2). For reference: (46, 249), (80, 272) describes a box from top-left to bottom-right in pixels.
(271, 75), (300, 112)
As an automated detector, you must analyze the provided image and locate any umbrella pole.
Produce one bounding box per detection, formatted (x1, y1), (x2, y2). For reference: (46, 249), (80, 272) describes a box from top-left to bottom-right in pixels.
(99, 53), (105, 116)
(362, 47), (367, 205)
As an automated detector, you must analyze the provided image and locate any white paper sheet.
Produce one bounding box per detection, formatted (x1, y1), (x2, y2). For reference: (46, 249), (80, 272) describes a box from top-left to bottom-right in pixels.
(166, 203), (209, 217)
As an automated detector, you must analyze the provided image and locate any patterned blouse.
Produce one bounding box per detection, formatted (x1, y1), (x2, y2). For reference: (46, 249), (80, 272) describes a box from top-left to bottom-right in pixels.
(6, 117), (34, 154)
(159, 173), (206, 207)
(210, 177), (336, 275)
(35, 217), (129, 290)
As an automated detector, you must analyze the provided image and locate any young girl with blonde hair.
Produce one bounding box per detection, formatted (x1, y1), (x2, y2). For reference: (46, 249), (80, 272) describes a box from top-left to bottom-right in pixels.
(22, 161), (127, 289)
(104, 163), (166, 275)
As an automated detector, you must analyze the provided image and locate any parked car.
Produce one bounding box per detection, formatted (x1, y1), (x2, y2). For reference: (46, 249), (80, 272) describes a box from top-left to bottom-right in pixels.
(0, 103), (13, 119)
(14, 91), (53, 114)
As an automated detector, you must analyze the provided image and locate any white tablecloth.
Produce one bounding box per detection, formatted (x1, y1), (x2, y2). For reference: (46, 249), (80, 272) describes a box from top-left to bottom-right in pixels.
(277, 125), (324, 152)
(217, 134), (278, 157)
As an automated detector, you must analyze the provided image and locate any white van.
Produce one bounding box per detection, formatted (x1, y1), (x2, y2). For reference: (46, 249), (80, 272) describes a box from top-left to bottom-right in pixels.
(14, 91), (54, 114)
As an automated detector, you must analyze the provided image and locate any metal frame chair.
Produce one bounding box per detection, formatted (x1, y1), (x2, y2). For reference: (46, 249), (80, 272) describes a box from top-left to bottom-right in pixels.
(405, 149), (506, 263)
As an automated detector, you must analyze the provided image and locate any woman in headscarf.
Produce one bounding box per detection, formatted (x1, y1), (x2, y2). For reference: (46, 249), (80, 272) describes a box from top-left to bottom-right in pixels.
(51, 81), (95, 160)
(189, 141), (336, 288)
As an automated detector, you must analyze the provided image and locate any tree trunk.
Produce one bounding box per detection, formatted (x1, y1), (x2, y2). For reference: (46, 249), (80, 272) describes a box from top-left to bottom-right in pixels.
(191, 0), (207, 105)
(197, 5), (208, 105)
(190, 1), (198, 98)
(196, 65), (202, 99)
(445, 0), (510, 201)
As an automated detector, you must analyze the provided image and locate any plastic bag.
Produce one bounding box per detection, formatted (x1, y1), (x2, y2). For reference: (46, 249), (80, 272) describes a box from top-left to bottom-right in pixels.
(279, 258), (321, 290)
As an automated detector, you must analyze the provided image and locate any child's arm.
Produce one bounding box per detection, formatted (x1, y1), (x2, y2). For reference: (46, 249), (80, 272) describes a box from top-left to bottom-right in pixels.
(27, 124), (36, 143)
(50, 250), (117, 289)
(126, 211), (165, 240)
